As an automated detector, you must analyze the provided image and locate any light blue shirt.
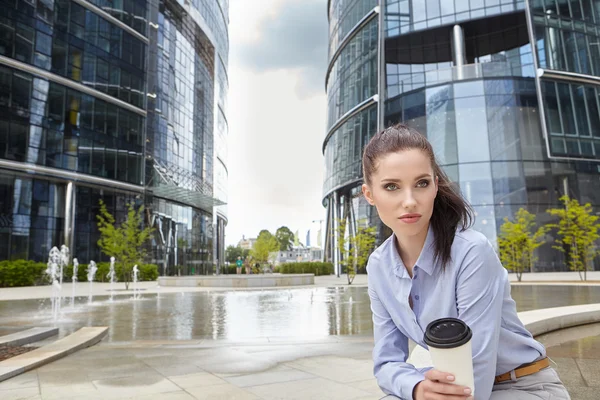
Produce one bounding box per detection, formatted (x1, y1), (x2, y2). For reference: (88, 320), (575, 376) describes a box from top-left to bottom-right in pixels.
(367, 226), (545, 399)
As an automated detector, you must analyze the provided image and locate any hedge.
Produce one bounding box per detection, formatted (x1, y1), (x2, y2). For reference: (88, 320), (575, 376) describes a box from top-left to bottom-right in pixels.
(0, 260), (159, 287)
(0, 260), (48, 287)
(64, 262), (158, 283)
(278, 262), (333, 276)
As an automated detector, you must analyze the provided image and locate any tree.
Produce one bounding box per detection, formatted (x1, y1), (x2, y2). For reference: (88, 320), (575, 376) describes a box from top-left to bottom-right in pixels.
(547, 195), (600, 281)
(225, 245), (249, 264)
(275, 226), (294, 251)
(97, 200), (154, 289)
(251, 230), (279, 263)
(497, 208), (546, 282)
(335, 218), (349, 282)
(348, 225), (377, 280)
(334, 220), (376, 285)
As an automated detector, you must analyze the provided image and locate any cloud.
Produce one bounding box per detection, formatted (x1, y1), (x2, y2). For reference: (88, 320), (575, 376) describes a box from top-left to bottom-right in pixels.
(232, 0), (328, 97)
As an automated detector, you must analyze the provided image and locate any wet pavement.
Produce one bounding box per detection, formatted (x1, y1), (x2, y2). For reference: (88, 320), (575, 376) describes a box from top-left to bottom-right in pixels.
(537, 323), (600, 400)
(1, 280), (600, 399)
(2, 285), (600, 343)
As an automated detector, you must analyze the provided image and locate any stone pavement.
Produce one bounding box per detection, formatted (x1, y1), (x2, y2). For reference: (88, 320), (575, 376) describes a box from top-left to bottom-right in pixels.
(1, 325), (599, 400)
(537, 323), (600, 400)
(1, 273), (600, 399)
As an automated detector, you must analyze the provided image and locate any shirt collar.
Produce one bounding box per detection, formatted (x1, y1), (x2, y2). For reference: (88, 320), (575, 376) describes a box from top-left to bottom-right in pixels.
(389, 225), (437, 277)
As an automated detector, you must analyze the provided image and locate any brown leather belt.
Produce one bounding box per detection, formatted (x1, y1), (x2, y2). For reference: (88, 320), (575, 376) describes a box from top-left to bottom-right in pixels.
(494, 357), (550, 384)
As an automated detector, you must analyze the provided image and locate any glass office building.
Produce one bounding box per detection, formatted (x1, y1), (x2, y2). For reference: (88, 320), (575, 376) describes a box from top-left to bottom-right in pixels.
(0, 0), (228, 274)
(323, 0), (600, 273)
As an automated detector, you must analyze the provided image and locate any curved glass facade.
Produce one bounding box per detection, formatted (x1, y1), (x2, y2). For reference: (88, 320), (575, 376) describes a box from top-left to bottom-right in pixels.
(328, 0), (378, 58)
(0, 0), (228, 274)
(323, 0), (600, 272)
(0, 0), (146, 108)
(327, 18), (378, 129)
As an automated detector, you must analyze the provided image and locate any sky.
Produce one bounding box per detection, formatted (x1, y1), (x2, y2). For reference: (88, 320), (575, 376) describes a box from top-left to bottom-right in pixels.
(225, 0), (329, 247)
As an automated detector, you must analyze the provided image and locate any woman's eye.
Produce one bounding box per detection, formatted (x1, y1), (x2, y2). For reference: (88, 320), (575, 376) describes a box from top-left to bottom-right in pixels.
(416, 180), (429, 188)
(384, 183), (398, 191)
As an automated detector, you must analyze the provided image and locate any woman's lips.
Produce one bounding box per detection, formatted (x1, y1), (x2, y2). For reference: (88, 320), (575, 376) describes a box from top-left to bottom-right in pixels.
(399, 214), (421, 224)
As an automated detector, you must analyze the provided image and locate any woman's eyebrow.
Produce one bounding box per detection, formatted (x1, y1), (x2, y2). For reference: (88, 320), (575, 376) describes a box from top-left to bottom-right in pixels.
(380, 173), (431, 183)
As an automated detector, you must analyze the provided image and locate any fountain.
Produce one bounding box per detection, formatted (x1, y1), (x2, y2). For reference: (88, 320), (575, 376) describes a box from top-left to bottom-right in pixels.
(87, 261), (98, 304)
(45, 247), (62, 320)
(107, 257), (116, 302)
(71, 258), (79, 306)
(132, 264), (139, 300)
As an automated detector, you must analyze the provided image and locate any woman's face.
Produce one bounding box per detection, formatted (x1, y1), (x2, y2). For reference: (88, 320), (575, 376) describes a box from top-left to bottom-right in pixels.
(362, 149), (438, 238)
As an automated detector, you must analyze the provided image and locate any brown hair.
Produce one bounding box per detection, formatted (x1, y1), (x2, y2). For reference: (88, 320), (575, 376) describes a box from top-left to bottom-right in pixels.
(362, 123), (473, 268)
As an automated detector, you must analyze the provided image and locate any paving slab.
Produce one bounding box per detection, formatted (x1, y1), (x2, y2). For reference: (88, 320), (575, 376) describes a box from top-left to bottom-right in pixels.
(0, 327), (58, 347)
(0, 326), (107, 382)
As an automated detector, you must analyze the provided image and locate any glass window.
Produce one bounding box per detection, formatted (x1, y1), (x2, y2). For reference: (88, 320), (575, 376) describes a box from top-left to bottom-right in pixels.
(473, 205), (497, 245)
(585, 87), (600, 138)
(47, 84), (65, 126)
(77, 138), (92, 174)
(80, 94), (94, 130)
(491, 161), (527, 204)
(572, 85), (590, 136)
(455, 96), (490, 163)
(117, 150), (128, 182)
(14, 23), (33, 63)
(543, 81), (561, 134)
(94, 100), (106, 133)
(105, 148), (116, 179)
(556, 82), (576, 135)
(12, 72), (31, 111)
(412, 0), (427, 22)
(106, 103), (118, 137)
(0, 66), (11, 106)
(35, 31), (52, 56)
(459, 162), (494, 206)
(426, 86), (457, 165)
(51, 38), (68, 76)
(426, 0), (440, 18)
(9, 121), (27, 161)
(454, 81), (485, 98)
(0, 120), (7, 157)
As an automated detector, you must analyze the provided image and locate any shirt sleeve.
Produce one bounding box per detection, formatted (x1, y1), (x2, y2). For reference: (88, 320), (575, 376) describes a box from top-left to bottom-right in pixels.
(455, 237), (506, 399)
(369, 282), (430, 399)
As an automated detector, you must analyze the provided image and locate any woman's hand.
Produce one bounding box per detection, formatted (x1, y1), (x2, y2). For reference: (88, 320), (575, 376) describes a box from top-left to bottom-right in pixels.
(413, 369), (473, 400)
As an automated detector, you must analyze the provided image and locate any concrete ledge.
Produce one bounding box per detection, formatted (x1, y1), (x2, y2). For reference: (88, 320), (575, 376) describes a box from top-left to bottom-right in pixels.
(520, 303), (600, 336)
(0, 327), (58, 346)
(0, 327), (108, 382)
(158, 274), (315, 288)
(408, 303), (600, 368)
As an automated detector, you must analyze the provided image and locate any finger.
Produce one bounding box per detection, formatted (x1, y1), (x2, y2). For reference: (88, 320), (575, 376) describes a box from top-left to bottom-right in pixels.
(424, 393), (471, 400)
(428, 381), (473, 397)
(424, 369), (458, 384)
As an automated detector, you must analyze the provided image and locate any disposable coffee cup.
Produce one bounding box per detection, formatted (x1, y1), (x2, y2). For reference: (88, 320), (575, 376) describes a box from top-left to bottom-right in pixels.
(424, 318), (475, 396)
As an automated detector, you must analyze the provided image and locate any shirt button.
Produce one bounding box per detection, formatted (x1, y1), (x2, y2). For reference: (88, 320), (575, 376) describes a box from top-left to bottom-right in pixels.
(414, 295), (419, 301)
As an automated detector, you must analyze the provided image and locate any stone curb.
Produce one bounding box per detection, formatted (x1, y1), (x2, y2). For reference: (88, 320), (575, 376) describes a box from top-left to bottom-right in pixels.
(158, 274), (315, 288)
(0, 326), (108, 382)
(0, 327), (58, 347)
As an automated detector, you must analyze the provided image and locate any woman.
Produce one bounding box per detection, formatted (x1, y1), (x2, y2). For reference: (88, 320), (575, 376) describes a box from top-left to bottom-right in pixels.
(363, 124), (569, 400)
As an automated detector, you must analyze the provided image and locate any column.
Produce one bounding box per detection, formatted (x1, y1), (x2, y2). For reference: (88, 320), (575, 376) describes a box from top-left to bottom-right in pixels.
(64, 181), (75, 254)
(332, 191), (340, 277)
(451, 25), (466, 79)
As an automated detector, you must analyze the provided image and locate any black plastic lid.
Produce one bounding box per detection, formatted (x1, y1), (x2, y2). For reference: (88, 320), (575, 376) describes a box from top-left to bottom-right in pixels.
(424, 318), (472, 349)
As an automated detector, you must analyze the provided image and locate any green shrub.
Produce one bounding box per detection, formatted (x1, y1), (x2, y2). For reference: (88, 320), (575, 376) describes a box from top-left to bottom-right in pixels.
(64, 263), (89, 283)
(139, 264), (158, 281)
(0, 260), (48, 287)
(278, 262), (333, 276)
(61, 262), (158, 283)
(0, 259), (159, 288)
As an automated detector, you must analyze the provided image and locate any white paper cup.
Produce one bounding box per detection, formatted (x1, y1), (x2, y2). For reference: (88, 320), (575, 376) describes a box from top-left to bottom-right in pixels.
(424, 318), (475, 397)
